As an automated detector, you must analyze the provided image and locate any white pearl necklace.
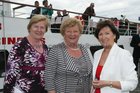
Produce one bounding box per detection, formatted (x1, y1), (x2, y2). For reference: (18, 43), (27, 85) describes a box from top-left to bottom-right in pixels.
(68, 47), (80, 50)
(64, 42), (80, 50)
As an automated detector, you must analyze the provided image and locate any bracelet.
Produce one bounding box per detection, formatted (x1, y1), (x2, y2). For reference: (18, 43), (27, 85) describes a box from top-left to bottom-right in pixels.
(109, 81), (113, 88)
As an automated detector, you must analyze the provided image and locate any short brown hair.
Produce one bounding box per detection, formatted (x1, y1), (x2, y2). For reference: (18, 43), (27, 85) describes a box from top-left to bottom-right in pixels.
(27, 14), (48, 32)
(60, 18), (83, 36)
(95, 20), (120, 42)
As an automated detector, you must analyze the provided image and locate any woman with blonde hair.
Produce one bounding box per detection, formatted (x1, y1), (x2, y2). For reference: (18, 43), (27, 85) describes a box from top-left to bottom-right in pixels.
(4, 15), (49, 93)
(45, 18), (93, 93)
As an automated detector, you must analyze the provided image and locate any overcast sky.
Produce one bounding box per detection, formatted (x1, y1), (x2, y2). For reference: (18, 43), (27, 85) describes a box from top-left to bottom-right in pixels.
(10, 0), (140, 23)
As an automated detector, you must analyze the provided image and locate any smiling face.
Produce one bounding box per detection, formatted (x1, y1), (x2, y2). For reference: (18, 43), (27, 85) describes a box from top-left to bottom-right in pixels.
(98, 26), (116, 49)
(29, 20), (46, 40)
(64, 25), (81, 46)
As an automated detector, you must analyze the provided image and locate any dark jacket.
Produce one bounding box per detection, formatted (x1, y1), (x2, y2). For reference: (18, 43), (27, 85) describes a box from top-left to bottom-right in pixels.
(30, 7), (40, 18)
(82, 6), (95, 20)
(130, 34), (140, 58)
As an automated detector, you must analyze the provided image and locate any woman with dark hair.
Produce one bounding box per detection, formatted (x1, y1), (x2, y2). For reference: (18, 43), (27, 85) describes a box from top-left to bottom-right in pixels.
(92, 20), (138, 93)
(41, 0), (53, 19)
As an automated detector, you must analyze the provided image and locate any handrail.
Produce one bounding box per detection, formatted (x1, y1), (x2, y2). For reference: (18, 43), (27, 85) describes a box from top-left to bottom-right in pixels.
(0, 0), (139, 24)
(0, 0), (111, 20)
(0, 0), (139, 36)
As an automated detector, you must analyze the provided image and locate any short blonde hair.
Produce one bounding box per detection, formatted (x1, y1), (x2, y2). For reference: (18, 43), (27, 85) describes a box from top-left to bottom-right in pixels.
(27, 14), (48, 32)
(60, 18), (83, 36)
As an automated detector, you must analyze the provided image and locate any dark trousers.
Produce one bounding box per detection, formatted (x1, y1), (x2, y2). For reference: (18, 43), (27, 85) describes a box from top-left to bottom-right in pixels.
(133, 57), (140, 71)
(83, 20), (88, 34)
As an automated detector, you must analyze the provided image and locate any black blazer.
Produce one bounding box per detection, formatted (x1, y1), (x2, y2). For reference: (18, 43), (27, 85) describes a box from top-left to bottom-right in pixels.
(130, 34), (140, 58)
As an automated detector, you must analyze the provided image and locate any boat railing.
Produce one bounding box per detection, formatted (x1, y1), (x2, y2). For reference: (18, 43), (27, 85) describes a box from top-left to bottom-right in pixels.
(0, 0), (139, 36)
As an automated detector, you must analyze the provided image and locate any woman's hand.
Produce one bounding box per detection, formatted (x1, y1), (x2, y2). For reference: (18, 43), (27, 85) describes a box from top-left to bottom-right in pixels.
(92, 80), (110, 88)
(92, 80), (121, 89)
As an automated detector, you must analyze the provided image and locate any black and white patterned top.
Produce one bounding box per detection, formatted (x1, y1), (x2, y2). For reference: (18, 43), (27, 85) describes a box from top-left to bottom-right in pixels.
(45, 42), (93, 93)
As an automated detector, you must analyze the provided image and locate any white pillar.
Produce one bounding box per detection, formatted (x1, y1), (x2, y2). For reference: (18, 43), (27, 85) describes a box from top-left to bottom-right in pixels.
(0, 0), (11, 17)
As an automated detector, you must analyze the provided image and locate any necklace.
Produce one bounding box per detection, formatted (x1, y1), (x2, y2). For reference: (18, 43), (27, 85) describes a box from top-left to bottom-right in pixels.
(68, 47), (80, 50)
(64, 42), (80, 50)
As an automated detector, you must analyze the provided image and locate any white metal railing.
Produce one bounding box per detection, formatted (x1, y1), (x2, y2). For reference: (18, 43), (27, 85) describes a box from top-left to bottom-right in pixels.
(0, 0), (139, 36)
